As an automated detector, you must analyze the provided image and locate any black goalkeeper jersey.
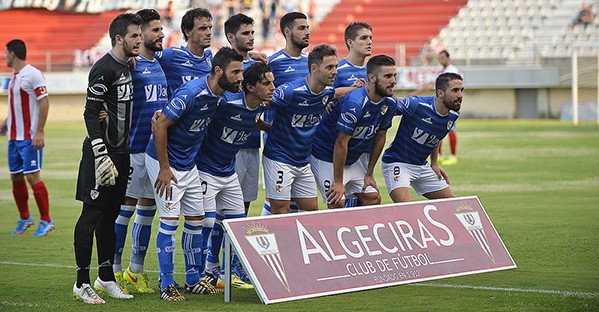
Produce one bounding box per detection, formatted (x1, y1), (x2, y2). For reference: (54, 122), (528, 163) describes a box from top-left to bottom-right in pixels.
(83, 52), (133, 154)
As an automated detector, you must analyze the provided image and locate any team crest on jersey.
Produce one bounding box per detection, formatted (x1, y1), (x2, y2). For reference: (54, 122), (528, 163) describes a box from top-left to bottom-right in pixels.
(381, 105), (388, 115)
(90, 190), (99, 200)
(255, 113), (262, 122)
(206, 58), (212, 67)
(447, 121), (454, 130)
(322, 95), (329, 105)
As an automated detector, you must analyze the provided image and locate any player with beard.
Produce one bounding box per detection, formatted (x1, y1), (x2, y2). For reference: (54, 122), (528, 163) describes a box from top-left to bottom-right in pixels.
(262, 44), (339, 214)
(145, 47), (243, 301)
(111, 9), (167, 294)
(73, 13), (141, 304)
(381, 72), (463, 202)
(311, 55), (397, 208)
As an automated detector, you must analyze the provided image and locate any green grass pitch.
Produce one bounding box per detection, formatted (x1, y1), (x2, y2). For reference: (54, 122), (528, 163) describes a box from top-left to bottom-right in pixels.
(0, 119), (598, 311)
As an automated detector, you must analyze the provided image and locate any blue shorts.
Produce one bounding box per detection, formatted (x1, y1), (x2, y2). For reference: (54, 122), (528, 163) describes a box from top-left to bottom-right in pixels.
(8, 140), (43, 174)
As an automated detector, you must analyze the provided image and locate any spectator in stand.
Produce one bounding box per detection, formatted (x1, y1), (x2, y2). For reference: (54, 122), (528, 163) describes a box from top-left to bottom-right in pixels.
(571, 1), (594, 29)
(162, 1), (176, 28)
(419, 42), (434, 66)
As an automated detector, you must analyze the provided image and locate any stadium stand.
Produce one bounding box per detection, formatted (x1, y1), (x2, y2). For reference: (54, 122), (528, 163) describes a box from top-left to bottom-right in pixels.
(0, 9), (124, 73)
(309, 0), (467, 65)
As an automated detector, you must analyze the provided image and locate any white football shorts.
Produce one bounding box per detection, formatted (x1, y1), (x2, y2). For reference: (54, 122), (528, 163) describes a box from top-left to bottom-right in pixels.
(198, 170), (245, 216)
(381, 161), (449, 196)
(125, 153), (154, 199)
(262, 156), (318, 200)
(234, 148), (260, 202)
(145, 155), (204, 218)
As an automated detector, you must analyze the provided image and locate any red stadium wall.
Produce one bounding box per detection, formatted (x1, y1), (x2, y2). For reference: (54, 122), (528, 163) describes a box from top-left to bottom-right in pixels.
(0, 9), (125, 72)
(310, 0), (467, 64)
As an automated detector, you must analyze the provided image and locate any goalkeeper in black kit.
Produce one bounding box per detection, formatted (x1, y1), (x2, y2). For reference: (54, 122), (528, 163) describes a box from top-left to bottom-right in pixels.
(73, 13), (141, 304)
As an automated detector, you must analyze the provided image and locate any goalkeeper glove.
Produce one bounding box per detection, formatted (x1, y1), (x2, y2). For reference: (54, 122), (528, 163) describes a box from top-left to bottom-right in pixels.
(91, 138), (119, 186)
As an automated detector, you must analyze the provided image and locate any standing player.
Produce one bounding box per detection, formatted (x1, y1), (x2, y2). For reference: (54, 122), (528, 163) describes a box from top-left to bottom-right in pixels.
(198, 62), (274, 289)
(156, 7), (214, 97)
(224, 13), (260, 214)
(145, 47), (243, 301)
(311, 55), (397, 208)
(334, 21), (372, 89)
(382, 72), (463, 203)
(112, 9), (167, 294)
(411, 50), (460, 165)
(261, 11), (310, 215)
(262, 43), (338, 214)
(1, 39), (53, 237)
(73, 13), (141, 304)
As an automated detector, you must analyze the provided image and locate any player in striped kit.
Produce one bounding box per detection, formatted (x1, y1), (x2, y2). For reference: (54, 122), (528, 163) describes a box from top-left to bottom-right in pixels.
(1, 39), (53, 237)
(145, 47), (243, 301)
(262, 43), (339, 214)
(382, 72), (463, 203)
(198, 62), (273, 290)
(311, 55), (398, 209)
(111, 9), (167, 294)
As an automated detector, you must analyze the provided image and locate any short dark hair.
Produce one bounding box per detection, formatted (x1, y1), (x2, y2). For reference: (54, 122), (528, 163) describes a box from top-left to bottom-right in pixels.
(242, 62), (272, 93)
(435, 72), (462, 92)
(211, 46), (243, 75)
(109, 13), (142, 46)
(308, 43), (337, 70)
(344, 21), (372, 50)
(366, 55), (395, 75)
(280, 12), (307, 38)
(136, 9), (161, 30)
(225, 13), (254, 39)
(6, 39), (26, 60)
(439, 50), (450, 58)
(181, 8), (212, 42)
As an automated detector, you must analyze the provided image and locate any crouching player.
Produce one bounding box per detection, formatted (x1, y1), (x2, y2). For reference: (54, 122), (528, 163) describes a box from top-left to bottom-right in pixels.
(197, 62), (274, 289)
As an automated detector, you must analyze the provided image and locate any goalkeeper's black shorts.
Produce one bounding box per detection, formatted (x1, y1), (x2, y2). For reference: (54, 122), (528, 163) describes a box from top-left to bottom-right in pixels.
(75, 143), (130, 209)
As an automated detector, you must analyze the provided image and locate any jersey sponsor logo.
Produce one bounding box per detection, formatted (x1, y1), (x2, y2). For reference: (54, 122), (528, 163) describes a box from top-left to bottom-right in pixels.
(347, 74), (357, 81)
(89, 83), (108, 96)
(117, 73), (128, 83)
(145, 84), (168, 102)
(291, 114), (321, 128)
(189, 117), (211, 132)
(181, 60), (193, 67)
(422, 117), (433, 124)
(200, 104), (209, 111)
(411, 127), (440, 147)
(142, 68), (151, 74)
(298, 100), (309, 106)
(231, 114), (242, 121)
(221, 126), (251, 144)
(284, 66), (295, 73)
(117, 84), (133, 101)
(352, 125), (378, 140)
(98, 76), (104, 81)
(363, 111), (371, 118)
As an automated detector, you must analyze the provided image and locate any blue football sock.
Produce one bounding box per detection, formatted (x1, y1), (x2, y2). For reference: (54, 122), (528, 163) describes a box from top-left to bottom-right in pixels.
(182, 219), (203, 285)
(200, 211), (215, 276)
(113, 204), (135, 273)
(157, 219), (178, 289)
(129, 204), (156, 274)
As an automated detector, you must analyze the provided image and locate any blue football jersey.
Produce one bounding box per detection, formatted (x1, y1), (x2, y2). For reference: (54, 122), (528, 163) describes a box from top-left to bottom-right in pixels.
(263, 77), (335, 167)
(156, 46), (213, 98)
(239, 58), (261, 149)
(129, 55), (168, 153)
(333, 58), (368, 88)
(263, 49), (309, 123)
(312, 87), (397, 165)
(382, 96), (460, 166)
(196, 92), (265, 176)
(146, 76), (221, 171)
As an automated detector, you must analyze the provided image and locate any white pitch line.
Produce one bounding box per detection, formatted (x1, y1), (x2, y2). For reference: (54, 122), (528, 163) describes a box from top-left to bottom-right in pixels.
(2, 261), (598, 298)
(411, 283), (599, 298)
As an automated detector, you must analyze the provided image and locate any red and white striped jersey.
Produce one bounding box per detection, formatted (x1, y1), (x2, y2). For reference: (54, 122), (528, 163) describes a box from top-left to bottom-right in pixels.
(7, 64), (48, 141)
